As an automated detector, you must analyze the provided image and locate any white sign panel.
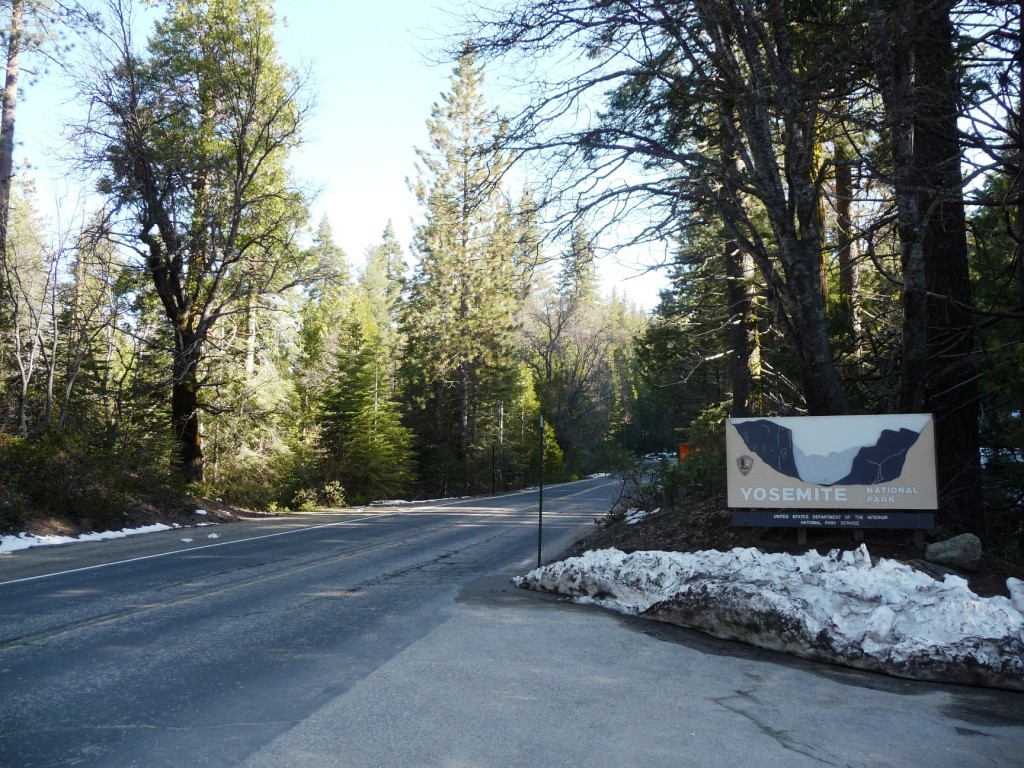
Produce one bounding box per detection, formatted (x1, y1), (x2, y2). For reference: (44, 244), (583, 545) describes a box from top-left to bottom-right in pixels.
(726, 414), (938, 510)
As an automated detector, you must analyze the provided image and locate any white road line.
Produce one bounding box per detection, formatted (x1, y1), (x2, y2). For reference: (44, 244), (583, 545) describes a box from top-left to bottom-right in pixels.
(0, 478), (619, 588)
(0, 511), (402, 588)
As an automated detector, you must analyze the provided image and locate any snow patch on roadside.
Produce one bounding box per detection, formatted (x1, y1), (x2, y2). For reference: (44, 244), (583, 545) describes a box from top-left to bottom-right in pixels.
(370, 496), (471, 506)
(624, 507), (660, 525)
(1, 524), (175, 554)
(515, 546), (1024, 691)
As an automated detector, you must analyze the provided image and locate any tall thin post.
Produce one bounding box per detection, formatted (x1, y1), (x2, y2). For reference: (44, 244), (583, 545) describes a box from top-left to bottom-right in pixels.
(0, 0), (25, 287)
(538, 415), (544, 568)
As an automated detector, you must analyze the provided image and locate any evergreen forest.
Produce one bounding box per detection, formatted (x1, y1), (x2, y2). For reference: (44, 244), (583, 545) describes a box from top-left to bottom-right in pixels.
(0, 0), (1022, 561)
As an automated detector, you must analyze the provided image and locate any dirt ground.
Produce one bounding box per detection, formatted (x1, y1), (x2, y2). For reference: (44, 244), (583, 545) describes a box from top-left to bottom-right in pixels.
(561, 493), (1024, 599)
(8, 497), (264, 540)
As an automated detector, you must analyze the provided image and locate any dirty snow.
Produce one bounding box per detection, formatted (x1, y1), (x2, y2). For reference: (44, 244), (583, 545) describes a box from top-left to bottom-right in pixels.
(0, 524), (177, 554)
(516, 546), (1024, 691)
(370, 496), (471, 506)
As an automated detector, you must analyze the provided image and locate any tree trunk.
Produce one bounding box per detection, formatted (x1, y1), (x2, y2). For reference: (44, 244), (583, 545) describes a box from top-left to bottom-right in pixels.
(497, 399), (504, 490)
(899, 224), (929, 414)
(1016, 2), (1024, 385)
(458, 258), (471, 489)
(142, 227), (207, 483)
(834, 141), (862, 349)
(914, 0), (982, 521)
(868, 0), (979, 522)
(700, 0), (848, 416)
(721, 110), (761, 418)
(867, 0), (929, 412)
(813, 141), (829, 302)
(12, 316), (36, 438)
(783, 234), (849, 415)
(172, 330), (204, 484)
(0, 0), (23, 284)
(43, 282), (58, 429)
(245, 295), (257, 378)
(458, 364), (470, 489)
(725, 240), (760, 418)
(59, 255), (85, 431)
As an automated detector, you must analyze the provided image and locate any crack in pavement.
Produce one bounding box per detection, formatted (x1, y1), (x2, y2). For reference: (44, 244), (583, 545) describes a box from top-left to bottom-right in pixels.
(0, 603), (165, 650)
(352, 525), (522, 590)
(0, 520), (467, 648)
(713, 689), (842, 766)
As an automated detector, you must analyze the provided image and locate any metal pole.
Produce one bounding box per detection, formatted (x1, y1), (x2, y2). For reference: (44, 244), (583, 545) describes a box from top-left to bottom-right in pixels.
(538, 415), (544, 568)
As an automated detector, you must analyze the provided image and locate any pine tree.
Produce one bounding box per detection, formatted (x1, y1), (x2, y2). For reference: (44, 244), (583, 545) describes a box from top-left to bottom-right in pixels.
(558, 224), (599, 305)
(320, 303), (414, 504)
(403, 45), (522, 493)
(360, 221), (406, 379)
(76, 0), (309, 483)
(295, 217), (354, 412)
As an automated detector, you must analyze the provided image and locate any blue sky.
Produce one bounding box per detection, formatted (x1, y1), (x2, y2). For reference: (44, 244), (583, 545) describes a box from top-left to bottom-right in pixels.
(273, 0), (455, 264)
(15, 0), (668, 308)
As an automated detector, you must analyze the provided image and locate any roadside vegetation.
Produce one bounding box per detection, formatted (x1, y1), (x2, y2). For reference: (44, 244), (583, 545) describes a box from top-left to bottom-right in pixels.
(0, 1), (1021, 570)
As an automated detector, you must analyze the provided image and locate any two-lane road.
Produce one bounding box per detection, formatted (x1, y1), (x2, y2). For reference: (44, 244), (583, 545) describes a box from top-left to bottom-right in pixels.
(3, 476), (1023, 768)
(0, 477), (617, 767)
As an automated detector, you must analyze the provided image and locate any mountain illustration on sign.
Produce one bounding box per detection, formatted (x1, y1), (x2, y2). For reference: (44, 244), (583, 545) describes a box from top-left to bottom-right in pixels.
(732, 419), (925, 486)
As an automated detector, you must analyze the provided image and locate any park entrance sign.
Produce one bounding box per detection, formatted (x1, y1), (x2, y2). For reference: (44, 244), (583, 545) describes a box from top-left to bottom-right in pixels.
(727, 414), (937, 529)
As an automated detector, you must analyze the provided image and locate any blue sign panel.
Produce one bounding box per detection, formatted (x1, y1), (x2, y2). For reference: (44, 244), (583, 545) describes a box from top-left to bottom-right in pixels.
(732, 511), (935, 529)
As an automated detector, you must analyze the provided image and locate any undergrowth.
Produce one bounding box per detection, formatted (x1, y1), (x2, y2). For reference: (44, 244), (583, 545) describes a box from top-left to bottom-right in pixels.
(0, 432), (186, 534)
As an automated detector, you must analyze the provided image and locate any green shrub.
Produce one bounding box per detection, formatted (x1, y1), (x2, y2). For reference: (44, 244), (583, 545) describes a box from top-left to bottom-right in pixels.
(290, 480), (346, 511)
(0, 482), (28, 531)
(676, 402), (729, 494)
(614, 454), (662, 515)
(0, 431), (185, 533)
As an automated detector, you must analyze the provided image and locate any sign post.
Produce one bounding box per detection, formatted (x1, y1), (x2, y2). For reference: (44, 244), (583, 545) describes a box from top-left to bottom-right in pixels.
(538, 415), (544, 568)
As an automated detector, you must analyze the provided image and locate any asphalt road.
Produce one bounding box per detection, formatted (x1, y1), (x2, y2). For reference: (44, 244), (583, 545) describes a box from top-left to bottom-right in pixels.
(0, 478), (615, 767)
(2, 476), (1023, 767)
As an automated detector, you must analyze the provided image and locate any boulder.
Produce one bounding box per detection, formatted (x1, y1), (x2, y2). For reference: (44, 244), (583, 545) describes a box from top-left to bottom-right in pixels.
(925, 533), (982, 571)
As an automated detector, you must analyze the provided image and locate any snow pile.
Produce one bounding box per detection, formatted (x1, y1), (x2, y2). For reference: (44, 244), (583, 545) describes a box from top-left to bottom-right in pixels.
(624, 507), (660, 525)
(370, 496), (471, 506)
(0, 524), (175, 554)
(515, 546), (1024, 691)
